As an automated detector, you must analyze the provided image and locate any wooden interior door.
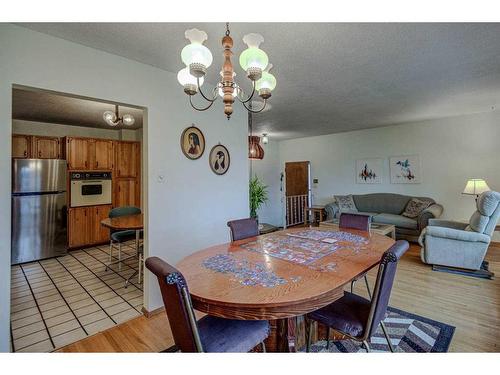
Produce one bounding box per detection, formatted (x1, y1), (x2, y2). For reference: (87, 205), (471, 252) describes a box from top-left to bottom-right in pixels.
(67, 137), (89, 170)
(93, 139), (113, 170)
(285, 161), (310, 227)
(68, 207), (90, 247)
(91, 205), (112, 244)
(12, 134), (31, 158)
(33, 136), (60, 159)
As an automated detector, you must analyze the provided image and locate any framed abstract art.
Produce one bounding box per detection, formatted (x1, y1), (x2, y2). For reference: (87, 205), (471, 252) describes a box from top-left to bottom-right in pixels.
(356, 158), (383, 184)
(390, 154), (421, 183)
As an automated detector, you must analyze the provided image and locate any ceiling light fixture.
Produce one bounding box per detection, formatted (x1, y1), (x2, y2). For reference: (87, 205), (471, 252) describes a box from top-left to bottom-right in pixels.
(103, 105), (135, 127)
(248, 106), (264, 160)
(178, 23), (277, 120)
(261, 133), (269, 144)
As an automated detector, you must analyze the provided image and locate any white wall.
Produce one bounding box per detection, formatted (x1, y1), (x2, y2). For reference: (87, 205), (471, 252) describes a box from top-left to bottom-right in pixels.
(258, 111), (500, 233)
(250, 139), (282, 226)
(0, 24), (248, 351)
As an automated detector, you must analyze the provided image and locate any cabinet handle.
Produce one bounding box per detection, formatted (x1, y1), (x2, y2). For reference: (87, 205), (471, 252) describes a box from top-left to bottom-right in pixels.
(38, 151), (42, 157)
(96, 161), (99, 168)
(23, 151), (27, 157)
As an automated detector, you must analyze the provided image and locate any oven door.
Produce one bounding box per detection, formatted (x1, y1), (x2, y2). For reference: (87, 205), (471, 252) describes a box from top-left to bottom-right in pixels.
(71, 180), (112, 207)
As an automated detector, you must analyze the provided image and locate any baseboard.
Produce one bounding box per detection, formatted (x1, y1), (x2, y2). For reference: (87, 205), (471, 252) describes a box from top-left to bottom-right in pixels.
(141, 306), (165, 318)
(432, 264), (494, 280)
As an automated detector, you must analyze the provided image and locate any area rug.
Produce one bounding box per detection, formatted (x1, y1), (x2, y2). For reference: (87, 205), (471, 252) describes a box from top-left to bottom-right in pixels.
(303, 306), (455, 353)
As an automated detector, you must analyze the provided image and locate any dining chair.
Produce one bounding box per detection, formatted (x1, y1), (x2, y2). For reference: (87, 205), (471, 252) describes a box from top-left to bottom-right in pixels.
(227, 218), (259, 241)
(124, 244), (143, 288)
(338, 213), (373, 297)
(107, 206), (142, 271)
(145, 256), (269, 352)
(305, 240), (409, 353)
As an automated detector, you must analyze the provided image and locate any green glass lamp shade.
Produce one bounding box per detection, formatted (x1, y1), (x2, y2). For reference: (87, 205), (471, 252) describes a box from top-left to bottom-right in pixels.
(239, 47), (269, 72)
(181, 43), (213, 68)
(255, 71), (276, 91)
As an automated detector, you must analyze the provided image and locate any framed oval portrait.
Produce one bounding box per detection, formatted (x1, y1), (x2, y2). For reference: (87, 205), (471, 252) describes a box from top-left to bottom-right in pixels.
(209, 144), (230, 175)
(180, 125), (205, 160)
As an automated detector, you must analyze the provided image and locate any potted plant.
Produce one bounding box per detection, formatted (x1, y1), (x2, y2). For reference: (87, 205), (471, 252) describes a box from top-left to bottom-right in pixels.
(249, 175), (268, 223)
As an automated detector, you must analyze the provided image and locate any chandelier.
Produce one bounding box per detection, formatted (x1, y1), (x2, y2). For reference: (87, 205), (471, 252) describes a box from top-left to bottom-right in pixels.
(177, 23), (277, 120)
(103, 105), (135, 127)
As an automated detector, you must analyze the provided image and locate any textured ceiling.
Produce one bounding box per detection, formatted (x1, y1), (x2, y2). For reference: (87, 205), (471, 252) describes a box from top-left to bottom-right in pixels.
(12, 88), (143, 130)
(17, 23), (500, 140)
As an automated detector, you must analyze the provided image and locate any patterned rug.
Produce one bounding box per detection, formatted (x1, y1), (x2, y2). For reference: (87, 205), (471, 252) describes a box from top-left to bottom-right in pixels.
(303, 307), (455, 353)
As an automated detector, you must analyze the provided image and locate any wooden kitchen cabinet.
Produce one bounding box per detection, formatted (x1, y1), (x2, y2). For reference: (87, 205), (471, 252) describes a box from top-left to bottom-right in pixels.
(68, 205), (112, 248)
(114, 178), (139, 207)
(68, 207), (90, 248)
(92, 139), (114, 170)
(114, 141), (140, 177)
(66, 137), (90, 170)
(33, 136), (61, 159)
(12, 134), (32, 158)
(91, 204), (112, 244)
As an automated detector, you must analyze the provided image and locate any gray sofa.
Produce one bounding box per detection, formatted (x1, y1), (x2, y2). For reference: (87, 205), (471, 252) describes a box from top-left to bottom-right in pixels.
(325, 193), (443, 241)
(419, 191), (500, 277)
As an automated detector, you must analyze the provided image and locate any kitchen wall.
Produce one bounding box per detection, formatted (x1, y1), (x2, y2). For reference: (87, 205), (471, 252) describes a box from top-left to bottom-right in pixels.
(0, 24), (249, 351)
(256, 111), (500, 240)
(12, 119), (142, 141)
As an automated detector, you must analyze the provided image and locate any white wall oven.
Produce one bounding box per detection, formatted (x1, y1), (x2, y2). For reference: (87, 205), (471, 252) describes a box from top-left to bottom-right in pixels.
(70, 172), (112, 207)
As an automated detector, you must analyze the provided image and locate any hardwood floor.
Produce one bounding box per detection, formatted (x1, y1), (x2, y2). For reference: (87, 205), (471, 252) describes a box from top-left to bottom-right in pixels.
(57, 242), (500, 353)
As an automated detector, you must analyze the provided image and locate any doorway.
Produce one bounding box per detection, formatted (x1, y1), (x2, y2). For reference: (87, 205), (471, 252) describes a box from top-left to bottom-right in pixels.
(284, 161), (311, 227)
(9, 85), (147, 352)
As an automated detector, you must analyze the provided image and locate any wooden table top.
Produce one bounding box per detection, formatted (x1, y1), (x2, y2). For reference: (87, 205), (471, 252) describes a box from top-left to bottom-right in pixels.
(100, 213), (144, 230)
(177, 227), (394, 320)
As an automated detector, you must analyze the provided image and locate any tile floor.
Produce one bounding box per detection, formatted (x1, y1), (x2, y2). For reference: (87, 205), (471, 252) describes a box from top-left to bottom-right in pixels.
(10, 241), (143, 352)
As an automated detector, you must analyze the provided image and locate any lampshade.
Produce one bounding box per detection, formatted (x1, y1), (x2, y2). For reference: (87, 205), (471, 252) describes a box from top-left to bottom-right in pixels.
(103, 111), (117, 126)
(248, 136), (264, 160)
(462, 179), (490, 196)
(262, 133), (269, 144)
(256, 64), (277, 92)
(239, 33), (269, 75)
(177, 67), (204, 87)
(181, 29), (213, 69)
(122, 114), (135, 126)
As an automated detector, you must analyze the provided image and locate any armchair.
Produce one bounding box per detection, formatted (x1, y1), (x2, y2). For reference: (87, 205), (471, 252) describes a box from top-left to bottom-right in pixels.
(419, 191), (500, 279)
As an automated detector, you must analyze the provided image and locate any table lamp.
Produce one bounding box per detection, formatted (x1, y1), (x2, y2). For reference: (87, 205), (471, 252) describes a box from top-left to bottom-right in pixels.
(462, 179), (490, 201)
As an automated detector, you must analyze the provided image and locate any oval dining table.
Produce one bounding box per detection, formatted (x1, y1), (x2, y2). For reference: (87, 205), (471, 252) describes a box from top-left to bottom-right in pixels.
(177, 227), (395, 352)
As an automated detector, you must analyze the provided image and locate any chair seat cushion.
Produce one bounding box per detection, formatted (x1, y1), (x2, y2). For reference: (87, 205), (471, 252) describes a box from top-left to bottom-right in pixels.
(111, 230), (142, 242)
(307, 292), (371, 338)
(373, 213), (418, 229)
(198, 316), (269, 353)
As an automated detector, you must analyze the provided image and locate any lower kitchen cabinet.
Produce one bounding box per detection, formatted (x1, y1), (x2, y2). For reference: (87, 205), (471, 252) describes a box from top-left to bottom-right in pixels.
(68, 204), (112, 248)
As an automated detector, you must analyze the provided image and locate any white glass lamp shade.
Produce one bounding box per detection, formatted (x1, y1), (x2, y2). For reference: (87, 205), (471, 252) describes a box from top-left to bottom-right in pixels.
(122, 114), (135, 126)
(103, 111), (117, 126)
(177, 67), (204, 87)
(256, 70), (277, 92)
(181, 29), (213, 68)
(463, 179), (490, 195)
(262, 133), (269, 144)
(239, 33), (269, 73)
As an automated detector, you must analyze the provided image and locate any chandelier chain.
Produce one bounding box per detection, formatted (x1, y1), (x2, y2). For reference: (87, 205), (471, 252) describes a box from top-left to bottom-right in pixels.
(225, 22), (230, 36)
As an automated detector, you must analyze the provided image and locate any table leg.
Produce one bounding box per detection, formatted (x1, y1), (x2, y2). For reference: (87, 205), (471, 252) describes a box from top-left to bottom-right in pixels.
(135, 230), (140, 252)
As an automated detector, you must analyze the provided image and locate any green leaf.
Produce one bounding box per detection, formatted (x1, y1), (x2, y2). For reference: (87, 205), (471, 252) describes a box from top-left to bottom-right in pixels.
(249, 175), (269, 218)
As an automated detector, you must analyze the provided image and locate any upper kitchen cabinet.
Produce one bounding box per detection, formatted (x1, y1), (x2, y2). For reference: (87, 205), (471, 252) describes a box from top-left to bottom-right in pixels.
(91, 139), (114, 170)
(33, 136), (61, 159)
(114, 141), (140, 178)
(12, 134), (32, 158)
(66, 137), (90, 170)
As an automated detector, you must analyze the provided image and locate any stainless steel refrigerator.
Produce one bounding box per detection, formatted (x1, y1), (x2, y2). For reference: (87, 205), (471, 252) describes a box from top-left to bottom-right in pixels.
(12, 159), (68, 265)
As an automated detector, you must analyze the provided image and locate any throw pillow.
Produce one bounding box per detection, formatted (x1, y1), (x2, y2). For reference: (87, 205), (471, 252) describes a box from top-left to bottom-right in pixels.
(402, 198), (431, 218)
(334, 195), (358, 212)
